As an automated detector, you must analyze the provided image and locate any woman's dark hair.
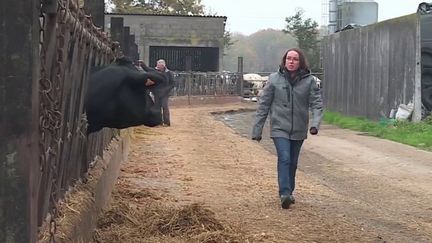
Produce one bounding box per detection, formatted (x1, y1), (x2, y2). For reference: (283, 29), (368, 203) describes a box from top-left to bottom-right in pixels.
(280, 48), (310, 71)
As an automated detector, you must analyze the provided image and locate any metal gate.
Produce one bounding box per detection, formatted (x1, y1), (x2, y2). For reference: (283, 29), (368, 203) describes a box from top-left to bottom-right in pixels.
(149, 46), (219, 72)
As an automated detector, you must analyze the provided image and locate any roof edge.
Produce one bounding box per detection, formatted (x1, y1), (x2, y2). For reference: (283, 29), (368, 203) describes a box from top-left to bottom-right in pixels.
(105, 12), (227, 19)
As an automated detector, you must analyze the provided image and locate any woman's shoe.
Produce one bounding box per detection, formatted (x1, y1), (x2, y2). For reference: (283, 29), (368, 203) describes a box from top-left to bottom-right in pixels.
(280, 195), (293, 209)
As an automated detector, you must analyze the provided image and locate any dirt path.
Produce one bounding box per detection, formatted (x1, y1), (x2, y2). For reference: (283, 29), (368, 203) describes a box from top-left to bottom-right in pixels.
(301, 125), (432, 242)
(96, 103), (432, 242)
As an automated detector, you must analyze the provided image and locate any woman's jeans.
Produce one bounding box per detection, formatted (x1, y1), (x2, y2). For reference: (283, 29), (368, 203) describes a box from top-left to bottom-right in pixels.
(272, 137), (304, 197)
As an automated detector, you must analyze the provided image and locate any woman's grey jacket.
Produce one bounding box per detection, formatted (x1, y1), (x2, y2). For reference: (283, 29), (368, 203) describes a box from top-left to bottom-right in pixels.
(252, 69), (323, 140)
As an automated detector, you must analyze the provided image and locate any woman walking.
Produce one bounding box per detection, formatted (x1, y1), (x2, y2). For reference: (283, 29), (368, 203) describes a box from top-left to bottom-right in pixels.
(252, 48), (323, 209)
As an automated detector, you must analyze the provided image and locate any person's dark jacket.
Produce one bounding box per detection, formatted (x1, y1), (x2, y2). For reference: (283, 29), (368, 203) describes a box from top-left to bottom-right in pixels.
(252, 67), (323, 140)
(140, 63), (174, 97)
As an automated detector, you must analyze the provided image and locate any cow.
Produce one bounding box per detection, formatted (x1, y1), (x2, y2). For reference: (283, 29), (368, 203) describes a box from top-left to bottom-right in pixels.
(85, 57), (169, 134)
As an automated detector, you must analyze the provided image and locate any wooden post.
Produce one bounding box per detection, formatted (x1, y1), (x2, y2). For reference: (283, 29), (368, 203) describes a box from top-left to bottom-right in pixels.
(0, 0), (40, 242)
(84, 0), (105, 29)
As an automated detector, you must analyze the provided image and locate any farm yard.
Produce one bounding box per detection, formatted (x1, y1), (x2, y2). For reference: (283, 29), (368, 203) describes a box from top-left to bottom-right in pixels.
(93, 103), (432, 242)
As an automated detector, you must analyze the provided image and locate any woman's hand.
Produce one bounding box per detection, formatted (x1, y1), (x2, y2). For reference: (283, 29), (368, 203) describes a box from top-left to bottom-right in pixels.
(309, 127), (318, 135)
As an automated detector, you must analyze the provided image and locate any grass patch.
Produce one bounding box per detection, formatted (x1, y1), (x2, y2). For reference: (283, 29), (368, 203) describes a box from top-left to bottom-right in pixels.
(323, 111), (432, 151)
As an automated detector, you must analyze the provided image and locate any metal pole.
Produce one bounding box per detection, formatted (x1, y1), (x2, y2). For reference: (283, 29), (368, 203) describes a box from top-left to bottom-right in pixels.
(413, 14), (422, 122)
(185, 56), (192, 105)
(238, 56), (244, 97)
(1, 0), (40, 241)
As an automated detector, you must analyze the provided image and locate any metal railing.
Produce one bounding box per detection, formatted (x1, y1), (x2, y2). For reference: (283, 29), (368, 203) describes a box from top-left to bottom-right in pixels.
(37, 0), (118, 240)
(173, 72), (242, 96)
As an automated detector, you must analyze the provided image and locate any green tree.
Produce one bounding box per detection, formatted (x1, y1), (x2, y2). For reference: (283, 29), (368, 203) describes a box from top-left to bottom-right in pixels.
(283, 9), (321, 72)
(223, 30), (235, 55)
(108, 0), (205, 15)
(222, 30), (296, 73)
(248, 29), (297, 72)
(222, 34), (253, 72)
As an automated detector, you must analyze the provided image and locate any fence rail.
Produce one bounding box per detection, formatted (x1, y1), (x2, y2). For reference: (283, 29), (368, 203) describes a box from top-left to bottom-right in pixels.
(173, 72), (241, 96)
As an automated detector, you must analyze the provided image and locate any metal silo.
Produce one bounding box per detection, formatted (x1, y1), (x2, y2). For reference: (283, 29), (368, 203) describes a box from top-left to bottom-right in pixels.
(340, 0), (378, 29)
(328, 0), (378, 33)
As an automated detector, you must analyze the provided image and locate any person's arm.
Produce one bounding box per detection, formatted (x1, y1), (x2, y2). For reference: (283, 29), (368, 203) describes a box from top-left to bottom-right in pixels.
(309, 76), (323, 135)
(252, 79), (275, 141)
(139, 61), (155, 72)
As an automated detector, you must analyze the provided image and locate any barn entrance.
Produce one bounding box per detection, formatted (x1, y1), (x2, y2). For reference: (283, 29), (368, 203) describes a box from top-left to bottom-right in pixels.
(149, 46), (219, 72)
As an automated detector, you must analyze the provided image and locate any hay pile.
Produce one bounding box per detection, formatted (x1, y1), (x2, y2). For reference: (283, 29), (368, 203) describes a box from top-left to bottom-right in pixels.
(93, 180), (247, 243)
(39, 179), (97, 243)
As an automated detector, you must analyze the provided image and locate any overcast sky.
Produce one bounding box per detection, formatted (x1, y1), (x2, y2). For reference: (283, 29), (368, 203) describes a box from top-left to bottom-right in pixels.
(201, 0), (423, 35)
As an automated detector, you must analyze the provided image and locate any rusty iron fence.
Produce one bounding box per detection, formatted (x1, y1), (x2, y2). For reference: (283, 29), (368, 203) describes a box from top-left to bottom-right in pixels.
(173, 72), (241, 96)
(37, 0), (118, 240)
(171, 71), (322, 99)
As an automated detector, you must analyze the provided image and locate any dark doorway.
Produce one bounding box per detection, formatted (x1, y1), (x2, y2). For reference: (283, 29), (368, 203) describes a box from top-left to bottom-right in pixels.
(149, 46), (219, 72)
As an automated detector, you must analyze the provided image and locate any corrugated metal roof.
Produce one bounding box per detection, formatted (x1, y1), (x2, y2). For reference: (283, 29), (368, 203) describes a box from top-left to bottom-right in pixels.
(105, 12), (227, 19)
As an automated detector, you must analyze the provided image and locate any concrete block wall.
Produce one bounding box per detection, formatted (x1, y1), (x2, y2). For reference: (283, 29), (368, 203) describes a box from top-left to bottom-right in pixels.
(105, 13), (226, 69)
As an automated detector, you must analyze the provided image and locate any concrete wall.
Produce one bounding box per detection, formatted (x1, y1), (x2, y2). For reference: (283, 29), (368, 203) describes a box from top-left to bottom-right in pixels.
(105, 14), (226, 70)
(38, 129), (131, 243)
(322, 14), (422, 120)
